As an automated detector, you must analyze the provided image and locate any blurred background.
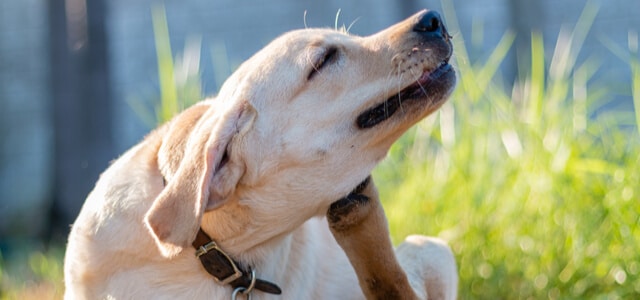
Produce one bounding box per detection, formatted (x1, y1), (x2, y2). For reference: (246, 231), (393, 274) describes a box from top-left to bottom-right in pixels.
(0, 0), (638, 299)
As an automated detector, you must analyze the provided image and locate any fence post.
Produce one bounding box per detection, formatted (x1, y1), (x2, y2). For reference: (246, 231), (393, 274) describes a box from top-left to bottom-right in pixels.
(48, 0), (114, 239)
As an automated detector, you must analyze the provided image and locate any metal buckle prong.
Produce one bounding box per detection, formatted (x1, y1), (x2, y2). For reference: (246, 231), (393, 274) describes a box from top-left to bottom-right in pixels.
(195, 241), (243, 284)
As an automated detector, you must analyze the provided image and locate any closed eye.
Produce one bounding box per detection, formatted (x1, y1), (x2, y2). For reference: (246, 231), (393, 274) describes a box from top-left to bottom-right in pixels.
(307, 47), (338, 80)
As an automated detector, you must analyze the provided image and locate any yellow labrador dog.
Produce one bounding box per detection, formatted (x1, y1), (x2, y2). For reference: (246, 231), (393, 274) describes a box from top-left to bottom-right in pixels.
(64, 9), (457, 300)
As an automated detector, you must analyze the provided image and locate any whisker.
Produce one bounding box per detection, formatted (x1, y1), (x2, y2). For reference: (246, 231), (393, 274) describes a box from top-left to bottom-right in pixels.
(403, 67), (425, 115)
(391, 62), (404, 117)
(345, 17), (361, 33)
(303, 10), (309, 29)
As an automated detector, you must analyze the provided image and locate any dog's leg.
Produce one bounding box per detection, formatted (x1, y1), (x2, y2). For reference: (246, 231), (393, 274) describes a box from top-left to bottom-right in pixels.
(327, 177), (420, 300)
(395, 235), (458, 300)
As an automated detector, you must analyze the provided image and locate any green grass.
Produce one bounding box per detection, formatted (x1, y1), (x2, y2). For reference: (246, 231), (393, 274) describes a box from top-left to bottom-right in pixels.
(2, 3), (639, 299)
(375, 2), (640, 299)
(0, 245), (64, 299)
(128, 4), (204, 127)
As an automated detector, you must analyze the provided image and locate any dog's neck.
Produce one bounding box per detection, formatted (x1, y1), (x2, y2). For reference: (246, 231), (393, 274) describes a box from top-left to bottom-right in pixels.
(200, 199), (253, 250)
(199, 195), (318, 265)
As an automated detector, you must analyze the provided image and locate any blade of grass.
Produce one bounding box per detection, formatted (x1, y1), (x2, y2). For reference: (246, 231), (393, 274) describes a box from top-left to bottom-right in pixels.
(441, 0), (477, 102)
(152, 4), (178, 123)
(631, 32), (640, 135)
(599, 30), (640, 135)
(549, 1), (599, 80)
(572, 56), (602, 132)
(475, 30), (516, 96)
(527, 31), (545, 124)
(211, 40), (231, 92)
(547, 1), (598, 109)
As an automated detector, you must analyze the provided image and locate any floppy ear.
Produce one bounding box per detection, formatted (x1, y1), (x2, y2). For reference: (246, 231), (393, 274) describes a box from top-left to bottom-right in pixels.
(145, 101), (256, 257)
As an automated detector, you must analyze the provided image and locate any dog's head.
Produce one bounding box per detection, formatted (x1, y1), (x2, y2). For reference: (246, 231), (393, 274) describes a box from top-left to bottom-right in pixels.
(146, 10), (455, 257)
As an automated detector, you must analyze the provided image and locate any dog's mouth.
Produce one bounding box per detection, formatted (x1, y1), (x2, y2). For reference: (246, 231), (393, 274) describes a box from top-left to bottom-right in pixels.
(356, 60), (454, 129)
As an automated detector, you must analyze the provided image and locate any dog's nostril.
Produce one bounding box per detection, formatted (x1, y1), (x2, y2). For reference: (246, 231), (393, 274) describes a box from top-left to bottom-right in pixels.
(413, 11), (444, 34)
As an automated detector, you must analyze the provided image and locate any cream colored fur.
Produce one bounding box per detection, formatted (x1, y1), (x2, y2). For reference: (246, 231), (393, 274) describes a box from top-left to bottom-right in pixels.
(64, 10), (457, 300)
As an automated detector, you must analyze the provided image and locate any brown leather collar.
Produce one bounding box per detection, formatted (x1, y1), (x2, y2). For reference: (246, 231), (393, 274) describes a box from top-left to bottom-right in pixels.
(159, 174), (280, 295)
(192, 228), (282, 295)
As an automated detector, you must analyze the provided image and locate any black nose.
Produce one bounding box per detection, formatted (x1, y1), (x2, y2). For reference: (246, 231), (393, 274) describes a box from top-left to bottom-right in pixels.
(413, 11), (448, 39)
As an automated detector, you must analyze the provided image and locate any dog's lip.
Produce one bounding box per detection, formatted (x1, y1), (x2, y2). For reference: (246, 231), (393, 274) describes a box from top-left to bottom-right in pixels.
(356, 61), (453, 129)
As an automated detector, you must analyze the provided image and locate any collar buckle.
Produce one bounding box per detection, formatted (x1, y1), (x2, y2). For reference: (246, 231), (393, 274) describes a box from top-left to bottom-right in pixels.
(196, 240), (243, 285)
(192, 228), (281, 295)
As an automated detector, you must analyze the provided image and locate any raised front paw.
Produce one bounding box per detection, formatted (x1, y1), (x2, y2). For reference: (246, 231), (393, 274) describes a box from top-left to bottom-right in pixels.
(327, 177), (372, 232)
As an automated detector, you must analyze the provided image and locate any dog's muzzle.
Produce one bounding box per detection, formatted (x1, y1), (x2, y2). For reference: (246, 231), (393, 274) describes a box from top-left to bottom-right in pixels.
(356, 10), (455, 129)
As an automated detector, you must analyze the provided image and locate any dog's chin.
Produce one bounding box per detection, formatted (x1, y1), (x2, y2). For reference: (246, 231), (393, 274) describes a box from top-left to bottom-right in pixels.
(356, 62), (455, 129)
